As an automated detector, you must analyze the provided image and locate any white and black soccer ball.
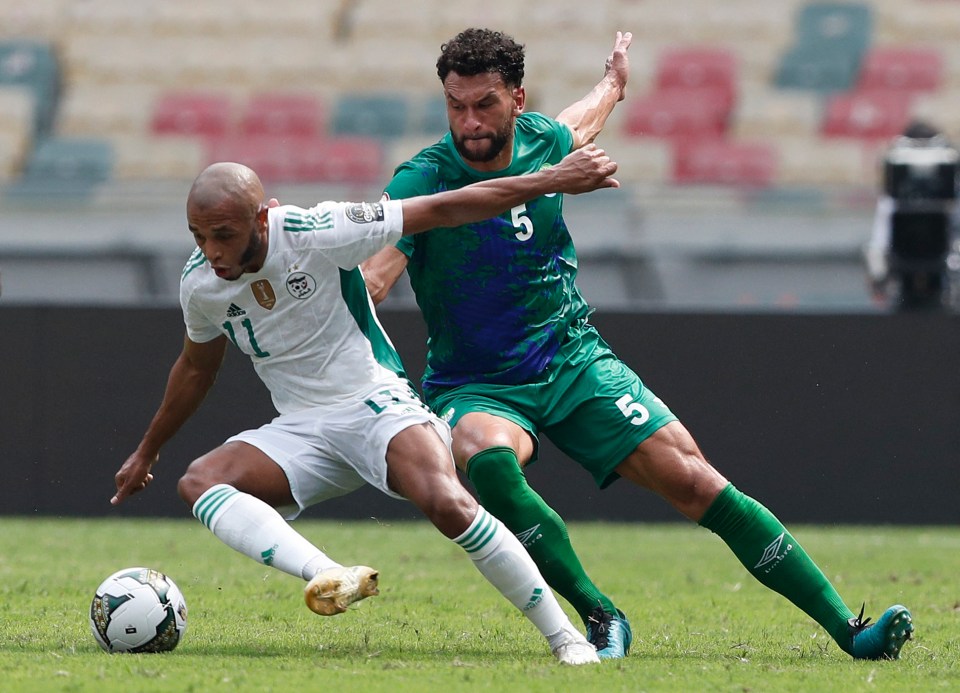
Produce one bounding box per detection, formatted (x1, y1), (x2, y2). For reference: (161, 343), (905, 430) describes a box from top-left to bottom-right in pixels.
(89, 567), (188, 653)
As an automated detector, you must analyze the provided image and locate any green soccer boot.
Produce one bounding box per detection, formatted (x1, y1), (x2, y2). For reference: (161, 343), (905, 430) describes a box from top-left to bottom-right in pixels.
(849, 604), (914, 660)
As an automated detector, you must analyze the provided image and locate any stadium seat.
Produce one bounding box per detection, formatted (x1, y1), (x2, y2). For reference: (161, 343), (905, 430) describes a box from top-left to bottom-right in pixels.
(330, 93), (409, 140)
(856, 47), (944, 94)
(794, 2), (872, 55)
(821, 90), (913, 141)
(205, 134), (301, 182)
(239, 93), (325, 138)
(150, 92), (233, 139)
(673, 139), (778, 187)
(206, 134), (383, 184)
(294, 137), (384, 184)
(774, 44), (863, 93)
(773, 2), (873, 93)
(654, 47), (739, 113)
(0, 86), (34, 179)
(624, 87), (730, 141)
(0, 39), (60, 135)
(6, 136), (114, 200)
(23, 136), (113, 183)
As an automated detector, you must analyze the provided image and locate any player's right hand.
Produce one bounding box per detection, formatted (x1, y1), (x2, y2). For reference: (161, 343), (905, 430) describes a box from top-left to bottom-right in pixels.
(111, 452), (157, 505)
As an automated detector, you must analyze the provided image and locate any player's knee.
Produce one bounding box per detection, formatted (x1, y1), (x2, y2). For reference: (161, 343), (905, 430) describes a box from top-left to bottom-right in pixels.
(418, 486), (478, 539)
(664, 455), (727, 519)
(177, 457), (219, 507)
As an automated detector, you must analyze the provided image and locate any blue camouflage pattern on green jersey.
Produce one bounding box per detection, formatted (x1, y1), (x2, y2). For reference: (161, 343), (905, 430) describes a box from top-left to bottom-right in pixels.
(385, 112), (593, 397)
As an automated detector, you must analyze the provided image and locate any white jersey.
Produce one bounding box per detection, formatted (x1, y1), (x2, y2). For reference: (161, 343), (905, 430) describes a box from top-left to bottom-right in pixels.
(179, 200), (405, 415)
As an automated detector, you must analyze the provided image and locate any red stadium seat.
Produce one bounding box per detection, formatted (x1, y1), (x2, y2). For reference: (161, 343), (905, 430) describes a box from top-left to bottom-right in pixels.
(654, 47), (738, 113)
(821, 90), (913, 141)
(624, 87), (730, 141)
(205, 134), (298, 182)
(294, 136), (383, 183)
(856, 47), (944, 94)
(205, 134), (383, 184)
(239, 93), (325, 137)
(673, 139), (778, 187)
(151, 92), (233, 138)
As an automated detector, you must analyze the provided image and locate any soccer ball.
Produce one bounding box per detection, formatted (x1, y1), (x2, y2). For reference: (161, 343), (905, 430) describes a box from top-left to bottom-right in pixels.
(89, 567), (188, 653)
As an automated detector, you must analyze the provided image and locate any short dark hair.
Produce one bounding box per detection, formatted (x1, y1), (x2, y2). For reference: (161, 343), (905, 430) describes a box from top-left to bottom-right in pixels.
(436, 28), (525, 87)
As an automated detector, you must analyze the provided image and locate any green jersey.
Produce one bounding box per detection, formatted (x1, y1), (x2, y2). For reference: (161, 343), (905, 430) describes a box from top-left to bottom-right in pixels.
(385, 112), (593, 397)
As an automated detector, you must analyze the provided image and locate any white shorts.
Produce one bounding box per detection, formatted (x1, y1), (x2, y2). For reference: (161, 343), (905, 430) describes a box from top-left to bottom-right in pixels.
(227, 381), (452, 520)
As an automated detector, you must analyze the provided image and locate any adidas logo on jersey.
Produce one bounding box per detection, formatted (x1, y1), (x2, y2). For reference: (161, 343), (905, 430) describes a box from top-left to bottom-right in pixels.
(226, 303), (246, 318)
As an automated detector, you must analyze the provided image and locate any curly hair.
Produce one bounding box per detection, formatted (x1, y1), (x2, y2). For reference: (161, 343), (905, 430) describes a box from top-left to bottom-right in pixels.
(436, 28), (525, 87)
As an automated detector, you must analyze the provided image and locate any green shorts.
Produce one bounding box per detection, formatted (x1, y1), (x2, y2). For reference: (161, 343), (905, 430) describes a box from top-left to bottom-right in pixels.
(428, 324), (678, 488)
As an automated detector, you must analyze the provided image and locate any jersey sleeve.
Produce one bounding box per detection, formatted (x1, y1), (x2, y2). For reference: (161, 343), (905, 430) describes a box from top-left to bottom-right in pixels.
(528, 111), (575, 157)
(179, 282), (221, 344)
(282, 200), (404, 269)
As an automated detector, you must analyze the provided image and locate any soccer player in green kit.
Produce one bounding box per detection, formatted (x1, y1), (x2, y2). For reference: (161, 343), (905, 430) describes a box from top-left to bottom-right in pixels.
(362, 28), (913, 660)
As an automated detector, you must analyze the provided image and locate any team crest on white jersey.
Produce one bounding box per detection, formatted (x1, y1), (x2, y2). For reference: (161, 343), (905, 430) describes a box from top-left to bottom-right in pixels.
(345, 202), (384, 224)
(251, 280), (276, 310)
(286, 272), (317, 300)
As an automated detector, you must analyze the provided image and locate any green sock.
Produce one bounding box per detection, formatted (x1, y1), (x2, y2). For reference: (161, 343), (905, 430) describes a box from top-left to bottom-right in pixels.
(699, 483), (856, 653)
(466, 447), (617, 625)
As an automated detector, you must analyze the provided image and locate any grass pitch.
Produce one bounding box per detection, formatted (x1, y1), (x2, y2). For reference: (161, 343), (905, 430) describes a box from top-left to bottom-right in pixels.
(1, 518), (957, 692)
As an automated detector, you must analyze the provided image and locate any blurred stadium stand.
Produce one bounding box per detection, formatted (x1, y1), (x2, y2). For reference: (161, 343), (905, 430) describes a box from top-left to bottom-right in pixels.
(0, 0), (958, 309)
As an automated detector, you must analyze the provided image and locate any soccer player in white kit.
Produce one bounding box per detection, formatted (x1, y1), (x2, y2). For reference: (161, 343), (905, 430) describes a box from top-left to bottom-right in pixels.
(110, 147), (619, 664)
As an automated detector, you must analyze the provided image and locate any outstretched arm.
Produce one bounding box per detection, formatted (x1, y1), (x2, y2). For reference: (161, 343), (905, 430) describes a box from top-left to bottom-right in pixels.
(111, 334), (227, 505)
(556, 31), (632, 149)
(364, 144), (619, 301)
(399, 143), (618, 235)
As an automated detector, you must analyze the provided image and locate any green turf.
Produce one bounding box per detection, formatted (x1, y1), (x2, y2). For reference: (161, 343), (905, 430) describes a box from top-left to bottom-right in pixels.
(0, 518), (956, 692)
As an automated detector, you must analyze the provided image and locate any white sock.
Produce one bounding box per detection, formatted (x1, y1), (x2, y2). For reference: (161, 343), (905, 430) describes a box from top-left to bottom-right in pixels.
(192, 484), (339, 580)
(453, 506), (580, 647)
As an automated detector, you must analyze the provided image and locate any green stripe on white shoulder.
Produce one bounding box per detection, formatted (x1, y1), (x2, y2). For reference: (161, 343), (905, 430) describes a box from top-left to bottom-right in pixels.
(283, 209), (334, 232)
(181, 248), (206, 280)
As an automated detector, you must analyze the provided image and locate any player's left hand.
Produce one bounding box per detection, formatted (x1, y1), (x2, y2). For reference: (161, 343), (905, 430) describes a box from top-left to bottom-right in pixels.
(605, 31), (632, 101)
(553, 144), (620, 193)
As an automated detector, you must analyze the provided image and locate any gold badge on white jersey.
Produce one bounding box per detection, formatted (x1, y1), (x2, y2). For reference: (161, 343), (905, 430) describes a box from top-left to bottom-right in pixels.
(251, 280), (277, 310)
